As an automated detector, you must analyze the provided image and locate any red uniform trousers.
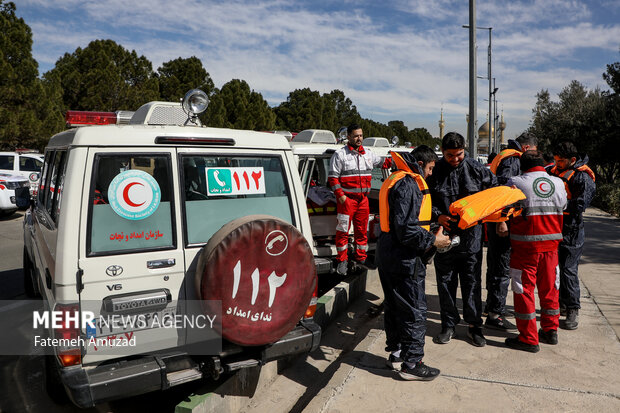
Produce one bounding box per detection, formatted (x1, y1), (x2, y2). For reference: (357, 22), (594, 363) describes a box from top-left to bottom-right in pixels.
(510, 247), (560, 345)
(335, 195), (369, 262)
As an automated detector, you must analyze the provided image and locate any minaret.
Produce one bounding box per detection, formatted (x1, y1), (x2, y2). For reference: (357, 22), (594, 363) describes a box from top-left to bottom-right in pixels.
(438, 108), (445, 139)
(498, 111), (506, 152)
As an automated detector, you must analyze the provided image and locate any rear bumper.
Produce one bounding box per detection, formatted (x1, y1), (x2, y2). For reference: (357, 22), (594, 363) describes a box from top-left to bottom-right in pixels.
(60, 321), (321, 408)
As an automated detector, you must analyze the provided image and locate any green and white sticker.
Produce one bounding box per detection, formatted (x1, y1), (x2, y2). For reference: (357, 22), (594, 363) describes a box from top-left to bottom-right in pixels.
(206, 167), (265, 196)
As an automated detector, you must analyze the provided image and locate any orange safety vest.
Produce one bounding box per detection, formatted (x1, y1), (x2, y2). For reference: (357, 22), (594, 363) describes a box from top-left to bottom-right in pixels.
(379, 152), (432, 232)
(449, 186), (526, 230)
(549, 164), (596, 200)
(489, 149), (521, 174)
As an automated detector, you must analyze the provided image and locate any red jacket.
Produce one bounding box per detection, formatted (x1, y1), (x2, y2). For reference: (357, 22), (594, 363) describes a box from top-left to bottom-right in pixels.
(508, 167), (567, 252)
(328, 144), (390, 199)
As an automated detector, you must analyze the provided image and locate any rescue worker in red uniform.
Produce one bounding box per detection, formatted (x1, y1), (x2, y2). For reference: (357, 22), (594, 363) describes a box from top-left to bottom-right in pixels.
(484, 133), (537, 332)
(504, 151), (567, 352)
(328, 124), (390, 275)
(376, 146), (451, 380)
(549, 141), (596, 330)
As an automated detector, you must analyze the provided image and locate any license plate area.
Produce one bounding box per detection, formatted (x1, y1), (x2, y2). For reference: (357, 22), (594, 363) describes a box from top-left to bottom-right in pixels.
(87, 306), (176, 338)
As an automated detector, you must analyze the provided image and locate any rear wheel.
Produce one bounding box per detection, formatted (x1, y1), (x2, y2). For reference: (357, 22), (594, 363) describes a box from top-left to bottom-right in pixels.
(45, 356), (69, 404)
(195, 215), (316, 346)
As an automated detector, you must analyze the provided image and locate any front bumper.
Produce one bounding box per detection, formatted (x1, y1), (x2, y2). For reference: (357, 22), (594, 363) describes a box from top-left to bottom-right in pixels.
(60, 320), (321, 408)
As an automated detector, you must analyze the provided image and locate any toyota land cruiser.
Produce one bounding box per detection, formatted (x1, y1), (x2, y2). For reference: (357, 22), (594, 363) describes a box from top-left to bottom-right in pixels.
(21, 90), (321, 407)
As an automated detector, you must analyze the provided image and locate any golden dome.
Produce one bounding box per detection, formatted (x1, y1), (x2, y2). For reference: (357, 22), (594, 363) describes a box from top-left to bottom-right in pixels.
(478, 121), (490, 139)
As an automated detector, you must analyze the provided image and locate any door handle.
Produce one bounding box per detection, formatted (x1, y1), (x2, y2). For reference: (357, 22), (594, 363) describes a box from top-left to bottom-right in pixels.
(147, 258), (176, 269)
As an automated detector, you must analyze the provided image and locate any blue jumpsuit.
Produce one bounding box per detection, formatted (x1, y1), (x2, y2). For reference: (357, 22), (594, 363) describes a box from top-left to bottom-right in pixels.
(376, 156), (435, 365)
(550, 156), (596, 310)
(427, 156), (497, 330)
(486, 139), (523, 316)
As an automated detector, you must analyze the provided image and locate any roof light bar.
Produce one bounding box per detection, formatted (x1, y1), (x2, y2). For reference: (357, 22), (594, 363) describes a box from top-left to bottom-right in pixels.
(65, 111), (118, 127)
(154, 136), (236, 146)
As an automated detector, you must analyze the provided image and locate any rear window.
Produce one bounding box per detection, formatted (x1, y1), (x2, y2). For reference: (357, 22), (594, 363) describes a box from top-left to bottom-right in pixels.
(0, 155), (14, 170)
(181, 154), (293, 245)
(88, 154), (175, 256)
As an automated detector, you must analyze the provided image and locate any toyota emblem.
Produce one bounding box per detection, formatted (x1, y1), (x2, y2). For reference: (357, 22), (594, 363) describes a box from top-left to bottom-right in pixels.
(106, 265), (123, 277)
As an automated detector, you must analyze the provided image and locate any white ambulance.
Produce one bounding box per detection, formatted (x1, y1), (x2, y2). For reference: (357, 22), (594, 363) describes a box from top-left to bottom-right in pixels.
(21, 90), (321, 407)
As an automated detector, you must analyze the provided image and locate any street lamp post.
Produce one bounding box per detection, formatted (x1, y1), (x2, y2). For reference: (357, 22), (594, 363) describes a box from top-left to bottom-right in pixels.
(468, 1), (477, 158)
(464, 24), (492, 155)
(491, 78), (498, 153)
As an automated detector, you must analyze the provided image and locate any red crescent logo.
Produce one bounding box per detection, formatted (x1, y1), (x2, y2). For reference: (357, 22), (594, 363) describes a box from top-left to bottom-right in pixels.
(122, 182), (145, 207)
(538, 182), (548, 193)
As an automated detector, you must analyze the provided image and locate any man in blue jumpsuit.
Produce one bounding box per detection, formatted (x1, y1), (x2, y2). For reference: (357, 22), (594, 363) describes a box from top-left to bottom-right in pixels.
(427, 132), (497, 347)
(549, 141), (596, 330)
(377, 146), (451, 381)
(484, 132), (537, 331)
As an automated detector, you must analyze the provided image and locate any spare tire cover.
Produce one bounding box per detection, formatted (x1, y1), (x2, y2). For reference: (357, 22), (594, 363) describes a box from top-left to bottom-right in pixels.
(196, 215), (316, 346)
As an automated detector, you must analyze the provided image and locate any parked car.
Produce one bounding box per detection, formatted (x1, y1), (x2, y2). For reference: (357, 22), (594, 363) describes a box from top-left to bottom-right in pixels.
(0, 151), (44, 196)
(0, 172), (30, 216)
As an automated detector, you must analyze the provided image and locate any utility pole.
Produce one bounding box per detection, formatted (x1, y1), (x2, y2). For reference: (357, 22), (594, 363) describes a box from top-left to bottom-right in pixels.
(468, 0), (477, 158)
(465, 24), (492, 155)
(487, 28), (492, 155)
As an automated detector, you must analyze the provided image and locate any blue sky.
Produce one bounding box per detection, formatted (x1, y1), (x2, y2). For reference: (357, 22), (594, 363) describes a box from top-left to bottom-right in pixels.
(15, 0), (620, 141)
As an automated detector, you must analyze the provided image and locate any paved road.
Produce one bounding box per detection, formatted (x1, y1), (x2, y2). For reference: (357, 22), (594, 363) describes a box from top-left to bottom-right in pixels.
(0, 211), (27, 300)
(243, 208), (620, 413)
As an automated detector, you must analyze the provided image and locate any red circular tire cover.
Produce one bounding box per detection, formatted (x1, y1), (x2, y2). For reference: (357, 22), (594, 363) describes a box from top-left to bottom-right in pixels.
(196, 215), (316, 346)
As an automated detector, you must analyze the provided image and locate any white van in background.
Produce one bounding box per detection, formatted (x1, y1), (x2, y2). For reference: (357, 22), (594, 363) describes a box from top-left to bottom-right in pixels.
(0, 151), (44, 195)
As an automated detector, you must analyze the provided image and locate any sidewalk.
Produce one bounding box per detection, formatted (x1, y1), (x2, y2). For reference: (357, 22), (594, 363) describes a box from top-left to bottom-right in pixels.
(242, 208), (620, 412)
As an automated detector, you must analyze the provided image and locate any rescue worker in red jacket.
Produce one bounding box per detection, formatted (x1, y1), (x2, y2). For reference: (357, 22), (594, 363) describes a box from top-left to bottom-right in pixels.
(376, 146), (451, 380)
(328, 124), (390, 275)
(549, 141), (596, 330)
(504, 150), (567, 352)
(484, 133), (537, 332)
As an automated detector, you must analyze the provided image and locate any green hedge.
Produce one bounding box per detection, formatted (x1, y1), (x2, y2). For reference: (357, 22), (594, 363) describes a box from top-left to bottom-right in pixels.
(592, 183), (620, 217)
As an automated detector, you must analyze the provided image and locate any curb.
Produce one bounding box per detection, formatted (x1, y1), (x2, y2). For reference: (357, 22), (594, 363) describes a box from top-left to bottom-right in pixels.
(174, 270), (371, 413)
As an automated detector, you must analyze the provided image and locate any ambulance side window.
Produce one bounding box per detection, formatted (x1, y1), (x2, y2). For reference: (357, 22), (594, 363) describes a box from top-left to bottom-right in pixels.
(48, 151), (67, 223)
(37, 151), (54, 207)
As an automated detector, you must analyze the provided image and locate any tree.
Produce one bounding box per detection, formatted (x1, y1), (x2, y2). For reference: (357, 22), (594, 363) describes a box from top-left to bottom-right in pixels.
(529, 89), (557, 152)
(157, 56), (214, 102)
(208, 79), (275, 130)
(528, 71), (619, 184)
(275, 88), (324, 132)
(324, 89), (360, 131)
(603, 52), (620, 94)
(387, 120), (409, 142)
(410, 127), (439, 148)
(0, 1), (62, 149)
(46, 39), (159, 112)
(203, 88), (227, 128)
(595, 54), (620, 182)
